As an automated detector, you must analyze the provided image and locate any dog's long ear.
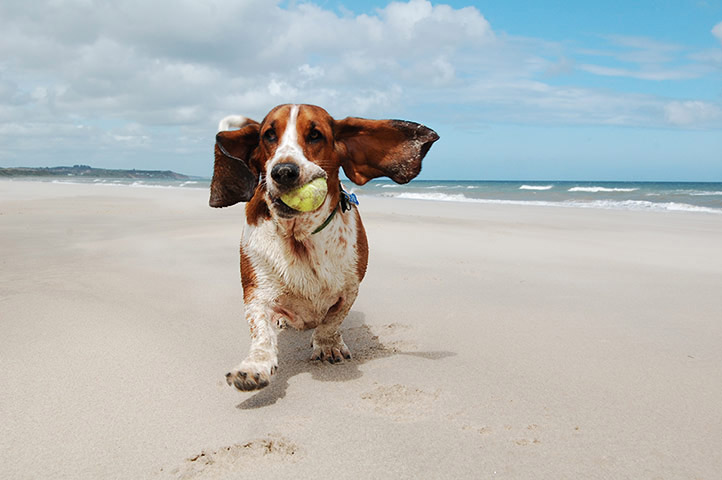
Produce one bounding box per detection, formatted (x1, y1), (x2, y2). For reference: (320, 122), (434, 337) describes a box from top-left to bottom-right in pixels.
(210, 122), (260, 208)
(334, 117), (439, 185)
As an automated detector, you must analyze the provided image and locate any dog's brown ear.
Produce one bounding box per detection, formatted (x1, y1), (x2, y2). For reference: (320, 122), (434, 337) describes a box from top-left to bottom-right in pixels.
(210, 123), (260, 208)
(334, 117), (439, 185)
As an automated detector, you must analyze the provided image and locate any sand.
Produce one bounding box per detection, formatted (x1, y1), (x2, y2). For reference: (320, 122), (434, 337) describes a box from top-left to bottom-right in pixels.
(1, 179), (721, 479)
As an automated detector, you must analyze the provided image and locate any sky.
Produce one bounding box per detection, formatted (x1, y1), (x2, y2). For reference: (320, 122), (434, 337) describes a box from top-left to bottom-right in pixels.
(0, 0), (721, 181)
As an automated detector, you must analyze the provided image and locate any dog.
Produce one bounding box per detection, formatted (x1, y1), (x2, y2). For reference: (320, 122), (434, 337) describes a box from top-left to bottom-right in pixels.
(210, 104), (438, 391)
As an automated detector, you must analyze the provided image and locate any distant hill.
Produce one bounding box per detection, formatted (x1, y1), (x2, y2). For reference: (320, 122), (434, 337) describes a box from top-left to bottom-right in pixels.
(0, 165), (193, 180)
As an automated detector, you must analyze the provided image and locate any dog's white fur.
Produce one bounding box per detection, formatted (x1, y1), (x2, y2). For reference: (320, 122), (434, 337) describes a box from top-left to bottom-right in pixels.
(218, 115), (249, 132)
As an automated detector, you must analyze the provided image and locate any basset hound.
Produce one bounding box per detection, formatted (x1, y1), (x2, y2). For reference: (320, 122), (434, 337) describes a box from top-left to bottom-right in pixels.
(210, 104), (438, 391)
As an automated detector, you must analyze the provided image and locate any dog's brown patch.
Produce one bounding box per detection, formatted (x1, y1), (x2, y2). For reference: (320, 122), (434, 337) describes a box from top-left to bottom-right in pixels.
(240, 246), (257, 304)
(245, 187), (270, 226)
(355, 210), (369, 281)
(288, 236), (308, 258)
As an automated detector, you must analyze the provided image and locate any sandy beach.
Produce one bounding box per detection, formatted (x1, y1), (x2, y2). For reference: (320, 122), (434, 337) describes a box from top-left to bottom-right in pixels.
(1, 179), (721, 479)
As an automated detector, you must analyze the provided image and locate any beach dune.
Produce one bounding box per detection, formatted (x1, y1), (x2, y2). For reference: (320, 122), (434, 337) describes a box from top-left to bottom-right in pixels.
(1, 180), (721, 479)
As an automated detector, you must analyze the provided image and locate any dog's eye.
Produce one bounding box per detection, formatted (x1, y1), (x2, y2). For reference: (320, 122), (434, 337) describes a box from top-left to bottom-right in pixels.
(307, 128), (323, 143)
(263, 129), (277, 143)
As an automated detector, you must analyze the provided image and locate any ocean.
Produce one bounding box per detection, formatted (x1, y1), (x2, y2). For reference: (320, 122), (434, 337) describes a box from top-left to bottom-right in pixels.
(354, 180), (722, 214)
(19, 177), (722, 214)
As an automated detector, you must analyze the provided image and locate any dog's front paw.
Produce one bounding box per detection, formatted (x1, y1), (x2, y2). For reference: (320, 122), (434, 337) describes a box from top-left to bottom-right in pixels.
(311, 336), (352, 364)
(225, 361), (277, 391)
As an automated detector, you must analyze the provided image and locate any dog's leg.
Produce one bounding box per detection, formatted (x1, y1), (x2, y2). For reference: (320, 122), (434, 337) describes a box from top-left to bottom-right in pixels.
(226, 302), (278, 391)
(311, 286), (358, 363)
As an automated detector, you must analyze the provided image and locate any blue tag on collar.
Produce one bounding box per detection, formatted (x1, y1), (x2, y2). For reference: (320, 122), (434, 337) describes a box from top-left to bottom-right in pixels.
(340, 188), (359, 212)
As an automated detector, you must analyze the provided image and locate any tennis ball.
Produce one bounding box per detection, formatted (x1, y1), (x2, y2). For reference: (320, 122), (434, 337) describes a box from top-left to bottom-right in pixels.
(280, 177), (328, 212)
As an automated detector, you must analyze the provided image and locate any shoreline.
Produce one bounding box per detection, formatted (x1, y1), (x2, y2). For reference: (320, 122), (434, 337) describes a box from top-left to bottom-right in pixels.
(3, 177), (722, 215)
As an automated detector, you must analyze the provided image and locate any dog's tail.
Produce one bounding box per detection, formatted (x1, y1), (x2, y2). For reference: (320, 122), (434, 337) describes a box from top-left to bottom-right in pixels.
(218, 115), (252, 132)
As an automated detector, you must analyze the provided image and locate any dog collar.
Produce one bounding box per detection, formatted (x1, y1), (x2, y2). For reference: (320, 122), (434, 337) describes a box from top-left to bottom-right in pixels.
(312, 187), (359, 235)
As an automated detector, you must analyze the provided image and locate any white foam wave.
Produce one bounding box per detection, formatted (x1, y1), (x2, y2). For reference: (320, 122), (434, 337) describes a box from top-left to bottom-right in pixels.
(568, 186), (639, 193)
(519, 185), (553, 190)
(397, 192), (469, 202)
(671, 189), (722, 196)
(126, 181), (183, 189)
(689, 191), (722, 196)
(49, 179), (187, 189)
(579, 200), (720, 214)
(391, 192), (720, 214)
(95, 182), (177, 189)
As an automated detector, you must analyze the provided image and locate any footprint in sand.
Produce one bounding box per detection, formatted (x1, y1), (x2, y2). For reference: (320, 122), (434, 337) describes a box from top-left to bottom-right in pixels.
(449, 409), (546, 447)
(163, 435), (299, 479)
(357, 383), (440, 422)
(341, 323), (418, 361)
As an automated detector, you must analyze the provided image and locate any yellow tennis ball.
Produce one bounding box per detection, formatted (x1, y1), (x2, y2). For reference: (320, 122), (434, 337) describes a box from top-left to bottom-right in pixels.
(280, 177), (328, 212)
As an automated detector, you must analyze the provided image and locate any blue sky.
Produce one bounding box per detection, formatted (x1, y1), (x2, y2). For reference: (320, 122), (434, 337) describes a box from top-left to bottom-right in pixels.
(1, 0), (721, 180)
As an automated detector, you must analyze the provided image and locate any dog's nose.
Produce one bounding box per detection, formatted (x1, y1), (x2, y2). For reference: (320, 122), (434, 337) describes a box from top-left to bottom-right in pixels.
(270, 163), (300, 186)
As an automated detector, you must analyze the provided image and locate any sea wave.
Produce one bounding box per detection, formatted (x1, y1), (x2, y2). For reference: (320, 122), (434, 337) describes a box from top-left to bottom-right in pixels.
(579, 200), (721, 214)
(396, 192), (470, 202)
(689, 191), (722, 196)
(105, 181), (179, 189)
(519, 185), (553, 190)
(568, 186), (639, 193)
(51, 180), (81, 185)
(50, 179), (185, 189)
(392, 192), (720, 214)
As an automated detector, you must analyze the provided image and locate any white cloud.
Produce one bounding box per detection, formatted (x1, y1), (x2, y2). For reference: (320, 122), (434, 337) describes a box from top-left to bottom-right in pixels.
(604, 35), (682, 62)
(543, 56), (575, 76)
(0, 0), (496, 127)
(578, 64), (703, 81)
(664, 101), (721, 126)
(713, 21), (722, 43)
(268, 79), (299, 98)
(298, 64), (324, 83)
(575, 34), (717, 82)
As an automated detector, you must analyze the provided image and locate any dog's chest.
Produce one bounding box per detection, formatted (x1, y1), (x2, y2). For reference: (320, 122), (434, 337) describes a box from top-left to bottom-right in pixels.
(244, 210), (359, 302)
